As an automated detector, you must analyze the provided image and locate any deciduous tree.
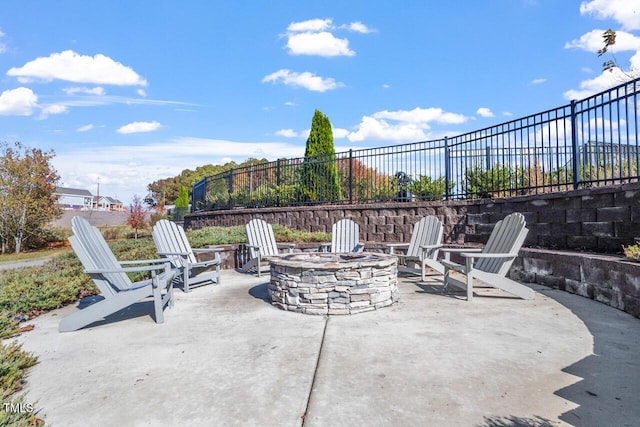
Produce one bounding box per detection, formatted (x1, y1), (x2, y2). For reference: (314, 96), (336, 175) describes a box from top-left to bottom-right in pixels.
(0, 142), (61, 254)
(127, 195), (147, 239)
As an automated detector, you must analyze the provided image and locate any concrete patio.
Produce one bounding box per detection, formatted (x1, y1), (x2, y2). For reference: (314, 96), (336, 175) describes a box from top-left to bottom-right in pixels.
(13, 270), (640, 426)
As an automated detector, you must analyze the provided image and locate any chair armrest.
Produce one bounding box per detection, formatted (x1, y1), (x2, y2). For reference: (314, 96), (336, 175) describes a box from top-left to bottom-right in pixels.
(156, 251), (190, 257)
(440, 246), (483, 262)
(461, 252), (518, 259)
(194, 247), (223, 253)
(85, 263), (170, 274)
(202, 246), (224, 252)
(385, 243), (409, 255)
(119, 258), (172, 265)
(439, 247), (483, 254)
(419, 243), (443, 250)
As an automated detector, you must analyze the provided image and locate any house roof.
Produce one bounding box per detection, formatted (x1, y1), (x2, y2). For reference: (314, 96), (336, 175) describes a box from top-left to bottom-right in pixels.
(55, 186), (93, 197)
(95, 196), (123, 205)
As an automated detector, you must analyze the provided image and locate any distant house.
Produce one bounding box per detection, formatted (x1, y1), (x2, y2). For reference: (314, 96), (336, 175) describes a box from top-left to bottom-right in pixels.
(55, 187), (93, 210)
(95, 196), (125, 212)
(55, 187), (125, 211)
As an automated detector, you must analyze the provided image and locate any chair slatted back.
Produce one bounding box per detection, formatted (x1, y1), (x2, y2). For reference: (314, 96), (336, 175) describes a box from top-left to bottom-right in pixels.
(332, 219), (360, 253)
(71, 216), (133, 292)
(476, 213), (528, 275)
(406, 215), (443, 260)
(246, 219), (278, 259)
(152, 219), (197, 268)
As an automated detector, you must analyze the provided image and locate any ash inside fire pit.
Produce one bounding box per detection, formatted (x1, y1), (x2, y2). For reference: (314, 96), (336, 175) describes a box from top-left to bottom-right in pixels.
(267, 252), (398, 315)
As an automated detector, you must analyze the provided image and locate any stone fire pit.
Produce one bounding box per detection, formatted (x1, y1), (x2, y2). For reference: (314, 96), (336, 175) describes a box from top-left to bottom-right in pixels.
(267, 252), (398, 315)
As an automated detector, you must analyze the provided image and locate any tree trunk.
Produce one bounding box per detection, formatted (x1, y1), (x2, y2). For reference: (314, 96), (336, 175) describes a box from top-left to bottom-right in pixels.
(14, 232), (22, 254)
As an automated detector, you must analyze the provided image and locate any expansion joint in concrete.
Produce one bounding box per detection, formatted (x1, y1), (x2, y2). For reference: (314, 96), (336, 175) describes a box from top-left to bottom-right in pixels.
(301, 315), (329, 427)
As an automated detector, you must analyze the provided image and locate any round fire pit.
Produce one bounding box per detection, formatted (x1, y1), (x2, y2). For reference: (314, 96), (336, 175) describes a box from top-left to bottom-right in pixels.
(267, 252), (398, 315)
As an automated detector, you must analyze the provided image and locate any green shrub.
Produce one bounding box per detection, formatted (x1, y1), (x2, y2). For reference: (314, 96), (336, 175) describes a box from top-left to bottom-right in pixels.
(409, 175), (450, 200)
(464, 163), (525, 198)
(186, 226), (247, 247)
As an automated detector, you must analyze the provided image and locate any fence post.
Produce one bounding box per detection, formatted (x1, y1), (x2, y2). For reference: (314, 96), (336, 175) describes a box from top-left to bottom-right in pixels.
(570, 99), (579, 189)
(227, 168), (234, 209)
(276, 159), (281, 206)
(485, 143), (491, 170)
(444, 137), (450, 200)
(348, 149), (353, 204)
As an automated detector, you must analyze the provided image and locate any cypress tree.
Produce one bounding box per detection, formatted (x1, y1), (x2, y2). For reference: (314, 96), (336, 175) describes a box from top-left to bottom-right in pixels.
(299, 109), (343, 202)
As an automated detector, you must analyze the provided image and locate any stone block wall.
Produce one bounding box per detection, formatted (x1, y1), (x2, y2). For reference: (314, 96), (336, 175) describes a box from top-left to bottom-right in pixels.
(186, 181), (640, 253)
(511, 248), (640, 319)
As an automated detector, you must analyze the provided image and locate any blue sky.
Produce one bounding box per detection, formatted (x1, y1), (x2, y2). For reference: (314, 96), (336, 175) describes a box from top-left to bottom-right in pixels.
(1, 0), (639, 205)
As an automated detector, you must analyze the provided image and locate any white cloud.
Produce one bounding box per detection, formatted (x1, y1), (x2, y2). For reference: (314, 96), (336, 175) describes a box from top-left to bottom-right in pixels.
(341, 21), (375, 33)
(287, 19), (332, 32)
(563, 66), (633, 99)
(286, 31), (355, 57)
(348, 116), (429, 142)
(0, 87), (38, 116)
(580, 0), (640, 31)
(531, 78), (547, 84)
(284, 101), (297, 106)
(262, 69), (343, 92)
(503, 111), (514, 117)
(137, 89), (147, 97)
(565, 29), (640, 52)
(7, 50), (147, 86)
(283, 18), (371, 57)
(38, 104), (68, 119)
(0, 29), (6, 54)
(564, 3), (640, 100)
(382, 84), (391, 89)
(476, 107), (495, 118)
(117, 121), (162, 134)
(275, 128), (298, 137)
(372, 107), (467, 125)
(77, 124), (94, 132)
(347, 107), (468, 142)
(333, 128), (350, 139)
(63, 86), (106, 96)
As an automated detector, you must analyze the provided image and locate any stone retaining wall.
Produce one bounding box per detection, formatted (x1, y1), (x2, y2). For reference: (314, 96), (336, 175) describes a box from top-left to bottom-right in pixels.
(511, 248), (640, 319)
(186, 181), (640, 252)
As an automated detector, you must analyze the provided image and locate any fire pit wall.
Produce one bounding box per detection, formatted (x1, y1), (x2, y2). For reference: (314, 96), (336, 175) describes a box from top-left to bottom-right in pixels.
(267, 253), (399, 315)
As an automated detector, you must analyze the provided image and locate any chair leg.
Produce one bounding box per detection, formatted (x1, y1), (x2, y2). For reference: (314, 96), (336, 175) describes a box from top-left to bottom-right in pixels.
(153, 284), (165, 324)
(442, 267), (450, 293)
(465, 258), (474, 301)
(183, 266), (190, 293)
(257, 254), (262, 277)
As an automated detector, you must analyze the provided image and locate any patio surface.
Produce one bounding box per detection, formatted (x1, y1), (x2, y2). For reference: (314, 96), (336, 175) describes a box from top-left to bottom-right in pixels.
(12, 270), (640, 426)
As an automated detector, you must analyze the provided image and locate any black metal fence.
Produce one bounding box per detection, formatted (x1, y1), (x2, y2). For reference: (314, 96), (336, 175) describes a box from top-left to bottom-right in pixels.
(193, 77), (640, 211)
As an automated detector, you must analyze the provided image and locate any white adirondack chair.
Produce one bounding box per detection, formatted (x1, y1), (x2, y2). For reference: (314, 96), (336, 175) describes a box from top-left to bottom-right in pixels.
(440, 212), (534, 301)
(242, 219), (295, 277)
(152, 219), (222, 292)
(320, 219), (365, 253)
(386, 215), (444, 280)
(59, 216), (175, 332)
